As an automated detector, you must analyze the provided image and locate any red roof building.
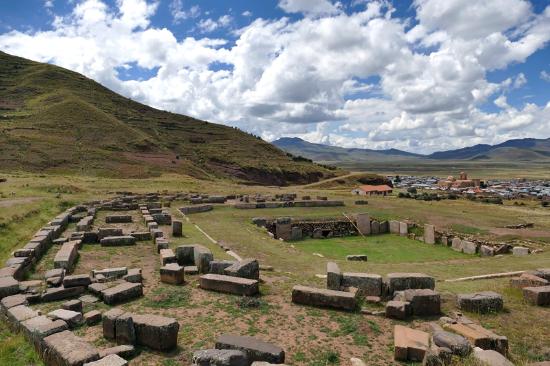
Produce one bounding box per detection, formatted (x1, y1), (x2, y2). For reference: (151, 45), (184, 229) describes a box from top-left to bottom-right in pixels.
(351, 185), (393, 196)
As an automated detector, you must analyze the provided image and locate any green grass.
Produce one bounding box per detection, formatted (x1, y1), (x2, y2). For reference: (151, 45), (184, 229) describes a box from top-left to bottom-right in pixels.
(451, 224), (489, 235)
(292, 234), (470, 263)
(0, 325), (43, 366)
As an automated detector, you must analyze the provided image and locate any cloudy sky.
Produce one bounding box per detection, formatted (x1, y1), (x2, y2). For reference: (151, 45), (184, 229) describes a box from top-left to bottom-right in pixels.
(1, 0), (549, 153)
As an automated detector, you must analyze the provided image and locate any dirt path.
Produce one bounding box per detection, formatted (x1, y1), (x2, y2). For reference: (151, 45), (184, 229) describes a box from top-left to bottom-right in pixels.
(0, 197), (41, 207)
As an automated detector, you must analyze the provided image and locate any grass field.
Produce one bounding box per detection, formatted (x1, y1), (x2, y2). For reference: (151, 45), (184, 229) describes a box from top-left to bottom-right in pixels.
(292, 235), (470, 263)
(0, 172), (549, 365)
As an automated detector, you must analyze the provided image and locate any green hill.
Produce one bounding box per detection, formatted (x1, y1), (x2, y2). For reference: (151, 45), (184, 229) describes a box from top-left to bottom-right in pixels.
(0, 51), (334, 185)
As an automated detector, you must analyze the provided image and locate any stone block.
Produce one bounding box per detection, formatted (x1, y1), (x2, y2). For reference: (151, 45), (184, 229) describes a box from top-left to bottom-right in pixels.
(457, 291), (503, 313)
(63, 274), (91, 288)
(101, 283), (143, 305)
(225, 259), (260, 280)
(290, 226), (302, 241)
(105, 215), (132, 223)
(385, 300), (411, 320)
(209, 260), (235, 275)
(291, 285), (357, 311)
(480, 245), (495, 257)
(132, 313), (179, 351)
(43, 330), (99, 366)
(433, 330), (471, 357)
(386, 273), (435, 294)
(399, 289), (441, 316)
(513, 246), (529, 256)
(193, 349), (248, 366)
(215, 334), (285, 364)
(379, 220), (389, 233)
(160, 248), (177, 266)
(443, 323), (508, 355)
(123, 268), (142, 283)
(356, 214), (371, 235)
(1, 294), (28, 314)
(102, 308), (125, 340)
(160, 263), (185, 285)
(393, 325), (430, 362)
(473, 347), (514, 366)
(92, 267), (127, 280)
(200, 274), (259, 296)
(462, 241), (478, 254)
(54, 241), (79, 271)
(48, 309), (84, 328)
(7, 305), (40, 329)
(172, 220), (183, 237)
(346, 255), (367, 261)
(424, 224), (435, 244)
(84, 310), (102, 325)
(341, 273), (382, 296)
(451, 238), (463, 252)
(0, 276), (20, 299)
(98, 345), (135, 359)
(83, 354), (128, 366)
(176, 245), (195, 265)
(389, 220), (400, 234)
(115, 312), (135, 345)
(41, 286), (85, 302)
(523, 285), (550, 306)
(100, 236), (136, 247)
(399, 222), (408, 236)
(194, 245), (214, 274)
(130, 231), (152, 241)
(326, 262), (341, 290)
(98, 228), (123, 240)
(21, 315), (68, 348)
(62, 299), (83, 312)
(510, 273), (548, 289)
(370, 220), (380, 235)
(275, 218), (292, 241)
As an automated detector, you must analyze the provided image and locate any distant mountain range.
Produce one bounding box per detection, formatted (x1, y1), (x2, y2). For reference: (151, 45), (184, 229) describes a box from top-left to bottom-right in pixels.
(273, 137), (550, 164)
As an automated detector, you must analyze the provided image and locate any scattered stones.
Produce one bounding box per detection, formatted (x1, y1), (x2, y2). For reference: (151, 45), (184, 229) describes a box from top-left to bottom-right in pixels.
(457, 291), (503, 313)
(393, 325), (430, 362)
(291, 285), (357, 311)
(101, 282), (143, 305)
(200, 274), (259, 296)
(215, 334), (285, 364)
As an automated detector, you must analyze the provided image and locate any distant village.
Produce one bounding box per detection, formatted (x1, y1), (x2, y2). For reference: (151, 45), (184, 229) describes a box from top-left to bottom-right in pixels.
(389, 172), (550, 200)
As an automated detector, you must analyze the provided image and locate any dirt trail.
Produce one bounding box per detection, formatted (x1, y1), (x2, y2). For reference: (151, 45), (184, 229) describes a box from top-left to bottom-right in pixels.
(0, 197), (41, 207)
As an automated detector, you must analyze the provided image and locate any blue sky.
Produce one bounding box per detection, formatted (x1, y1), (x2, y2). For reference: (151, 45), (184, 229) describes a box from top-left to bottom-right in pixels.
(1, 0), (549, 153)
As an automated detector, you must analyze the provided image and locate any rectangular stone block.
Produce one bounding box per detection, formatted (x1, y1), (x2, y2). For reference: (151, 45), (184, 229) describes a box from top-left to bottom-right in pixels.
(41, 286), (85, 302)
(399, 222), (408, 236)
(101, 283), (143, 305)
(43, 330), (99, 366)
(523, 285), (550, 306)
(160, 263), (185, 285)
(342, 273), (382, 296)
(105, 215), (132, 223)
(200, 274), (259, 296)
(100, 236), (136, 247)
(130, 231), (152, 241)
(451, 238), (463, 252)
(194, 245), (214, 274)
(0, 276), (20, 299)
(160, 249), (177, 266)
(424, 224), (435, 244)
(462, 241), (478, 254)
(386, 273), (435, 294)
(54, 241), (79, 271)
(176, 245), (195, 265)
(172, 220), (183, 237)
(389, 220), (400, 234)
(443, 323), (508, 355)
(326, 262), (341, 290)
(63, 274), (91, 288)
(215, 334), (285, 364)
(132, 313), (179, 351)
(356, 213), (371, 235)
(394, 325), (429, 362)
(291, 285), (357, 311)
(98, 228), (123, 240)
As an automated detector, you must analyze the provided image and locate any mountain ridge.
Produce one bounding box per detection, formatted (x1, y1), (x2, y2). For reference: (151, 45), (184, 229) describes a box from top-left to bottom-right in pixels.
(0, 51), (334, 185)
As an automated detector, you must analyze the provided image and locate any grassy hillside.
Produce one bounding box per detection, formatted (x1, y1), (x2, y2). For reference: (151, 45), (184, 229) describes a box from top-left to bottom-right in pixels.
(0, 51), (335, 185)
